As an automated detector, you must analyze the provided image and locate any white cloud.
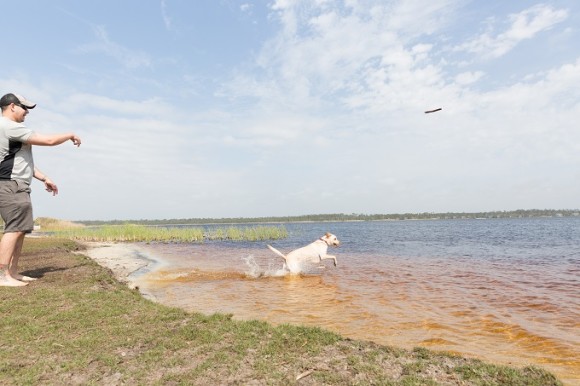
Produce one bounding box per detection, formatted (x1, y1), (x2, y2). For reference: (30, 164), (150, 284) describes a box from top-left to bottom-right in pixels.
(229, 1), (460, 119)
(161, 0), (173, 31)
(456, 4), (568, 59)
(78, 25), (152, 69)
(382, 0), (459, 37)
(455, 71), (484, 85)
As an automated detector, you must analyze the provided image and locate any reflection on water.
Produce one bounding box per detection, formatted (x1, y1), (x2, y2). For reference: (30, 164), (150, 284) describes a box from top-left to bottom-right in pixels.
(133, 219), (579, 384)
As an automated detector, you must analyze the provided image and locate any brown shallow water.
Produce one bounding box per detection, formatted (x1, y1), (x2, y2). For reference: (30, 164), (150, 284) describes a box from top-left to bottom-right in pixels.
(132, 239), (579, 385)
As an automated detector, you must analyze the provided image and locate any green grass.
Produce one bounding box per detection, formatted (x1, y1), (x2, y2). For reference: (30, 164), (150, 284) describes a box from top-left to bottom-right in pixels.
(47, 223), (288, 242)
(0, 238), (563, 385)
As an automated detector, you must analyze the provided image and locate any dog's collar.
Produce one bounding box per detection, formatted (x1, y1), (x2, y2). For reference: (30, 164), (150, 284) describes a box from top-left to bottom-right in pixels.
(318, 237), (327, 244)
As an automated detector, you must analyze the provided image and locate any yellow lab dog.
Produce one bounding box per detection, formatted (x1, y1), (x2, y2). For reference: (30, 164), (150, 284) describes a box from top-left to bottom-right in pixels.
(267, 233), (340, 274)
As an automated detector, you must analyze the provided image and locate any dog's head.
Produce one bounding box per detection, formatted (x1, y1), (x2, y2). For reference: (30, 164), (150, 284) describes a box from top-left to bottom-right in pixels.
(321, 232), (340, 247)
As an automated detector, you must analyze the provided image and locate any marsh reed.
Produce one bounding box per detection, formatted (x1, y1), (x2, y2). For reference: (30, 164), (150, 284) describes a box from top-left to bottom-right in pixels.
(47, 223), (288, 243)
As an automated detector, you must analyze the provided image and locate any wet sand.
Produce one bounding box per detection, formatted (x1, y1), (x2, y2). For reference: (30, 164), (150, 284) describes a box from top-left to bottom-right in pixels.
(81, 242), (160, 290)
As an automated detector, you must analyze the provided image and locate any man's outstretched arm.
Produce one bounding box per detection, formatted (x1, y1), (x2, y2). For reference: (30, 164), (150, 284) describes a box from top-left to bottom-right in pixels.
(26, 133), (81, 147)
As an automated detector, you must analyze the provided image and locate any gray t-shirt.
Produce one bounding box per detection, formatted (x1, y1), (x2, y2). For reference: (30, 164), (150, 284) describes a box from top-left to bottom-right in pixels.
(0, 117), (35, 185)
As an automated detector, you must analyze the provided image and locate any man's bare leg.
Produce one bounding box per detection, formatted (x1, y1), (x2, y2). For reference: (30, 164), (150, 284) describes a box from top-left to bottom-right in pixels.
(8, 234), (36, 281)
(0, 232), (28, 287)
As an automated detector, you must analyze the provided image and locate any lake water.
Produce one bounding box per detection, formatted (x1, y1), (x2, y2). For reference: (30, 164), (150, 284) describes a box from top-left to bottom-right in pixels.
(131, 217), (579, 384)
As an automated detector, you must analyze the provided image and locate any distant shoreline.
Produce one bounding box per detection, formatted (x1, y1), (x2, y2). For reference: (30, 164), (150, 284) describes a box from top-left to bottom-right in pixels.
(74, 209), (580, 226)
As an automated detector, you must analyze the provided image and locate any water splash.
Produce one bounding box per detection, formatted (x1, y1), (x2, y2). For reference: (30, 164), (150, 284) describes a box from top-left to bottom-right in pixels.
(242, 255), (287, 278)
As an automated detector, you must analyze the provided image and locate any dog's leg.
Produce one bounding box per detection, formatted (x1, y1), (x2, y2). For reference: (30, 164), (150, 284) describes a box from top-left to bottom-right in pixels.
(319, 254), (337, 267)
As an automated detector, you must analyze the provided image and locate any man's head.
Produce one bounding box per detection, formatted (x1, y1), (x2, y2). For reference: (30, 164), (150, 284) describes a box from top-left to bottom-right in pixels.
(0, 93), (36, 122)
(0, 93), (36, 110)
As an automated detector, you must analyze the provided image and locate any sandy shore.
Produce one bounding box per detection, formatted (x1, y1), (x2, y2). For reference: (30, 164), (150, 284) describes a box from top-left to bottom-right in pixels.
(80, 242), (158, 290)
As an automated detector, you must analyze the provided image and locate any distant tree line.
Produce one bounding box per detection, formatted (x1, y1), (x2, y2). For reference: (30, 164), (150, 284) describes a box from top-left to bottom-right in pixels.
(76, 209), (580, 226)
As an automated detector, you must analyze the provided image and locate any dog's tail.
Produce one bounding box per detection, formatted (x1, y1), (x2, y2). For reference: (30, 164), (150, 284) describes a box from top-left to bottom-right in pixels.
(267, 245), (287, 262)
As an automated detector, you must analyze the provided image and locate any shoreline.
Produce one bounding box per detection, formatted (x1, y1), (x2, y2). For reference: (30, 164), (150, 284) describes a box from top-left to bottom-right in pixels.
(80, 241), (159, 290)
(7, 239), (564, 385)
(78, 241), (575, 385)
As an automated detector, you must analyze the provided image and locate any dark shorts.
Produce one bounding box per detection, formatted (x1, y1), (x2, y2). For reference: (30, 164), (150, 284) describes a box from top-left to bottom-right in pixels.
(0, 180), (34, 233)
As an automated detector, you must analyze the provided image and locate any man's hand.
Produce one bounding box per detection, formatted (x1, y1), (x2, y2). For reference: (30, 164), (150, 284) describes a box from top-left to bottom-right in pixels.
(71, 135), (81, 147)
(44, 179), (59, 196)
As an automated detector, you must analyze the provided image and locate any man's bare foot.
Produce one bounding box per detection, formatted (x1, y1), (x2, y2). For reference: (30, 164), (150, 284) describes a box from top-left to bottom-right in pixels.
(11, 273), (37, 282)
(0, 269), (29, 286)
(0, 276), (28, 286)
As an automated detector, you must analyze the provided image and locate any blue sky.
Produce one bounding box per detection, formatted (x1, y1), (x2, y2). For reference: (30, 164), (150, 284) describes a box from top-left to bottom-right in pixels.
(2, 0), (579, 221)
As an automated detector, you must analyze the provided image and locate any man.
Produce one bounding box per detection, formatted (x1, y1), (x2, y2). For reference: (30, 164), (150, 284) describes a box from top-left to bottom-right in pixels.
(0, 93), (81, 286)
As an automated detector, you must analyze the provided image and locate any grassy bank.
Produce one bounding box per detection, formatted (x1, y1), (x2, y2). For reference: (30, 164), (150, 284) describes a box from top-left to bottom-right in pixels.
(0, 238), (562, 385)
